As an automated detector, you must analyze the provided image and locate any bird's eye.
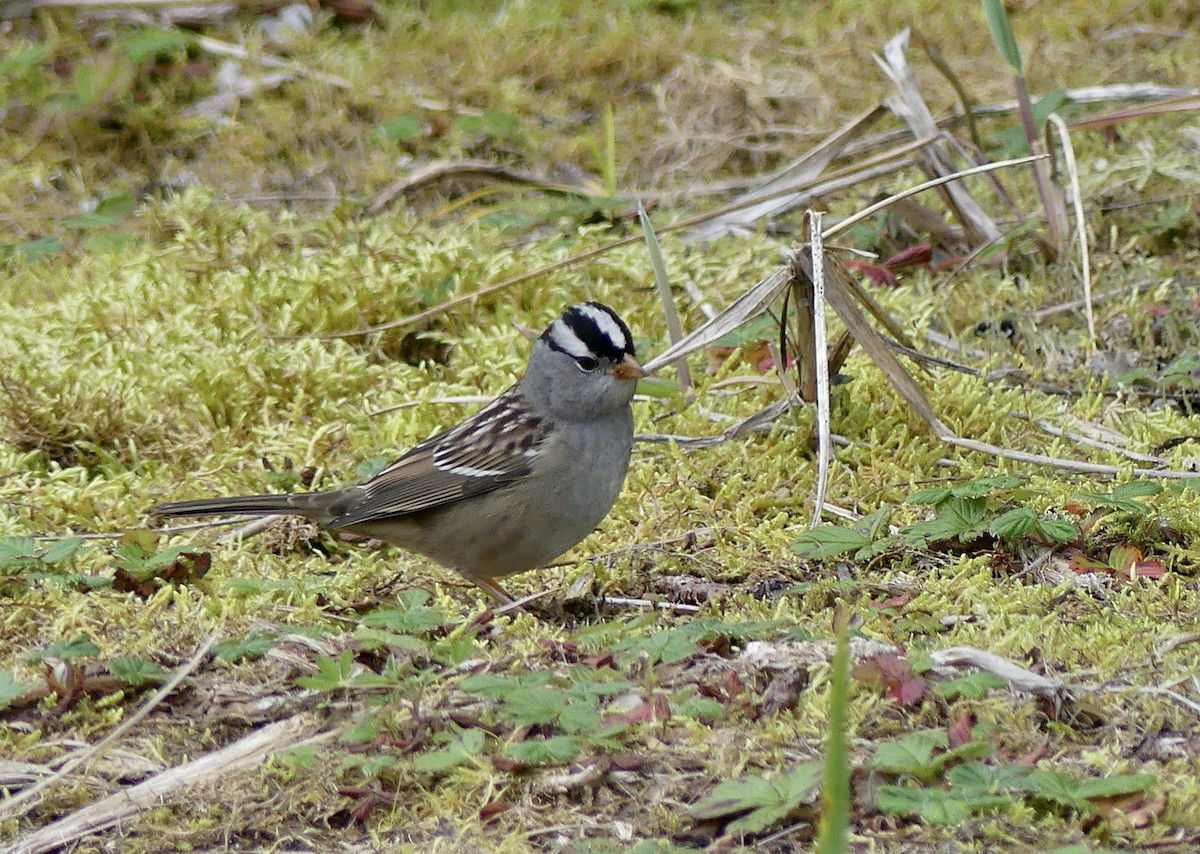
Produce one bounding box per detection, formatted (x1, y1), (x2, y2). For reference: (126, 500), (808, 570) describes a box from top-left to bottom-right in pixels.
(575, 355), (599, 371)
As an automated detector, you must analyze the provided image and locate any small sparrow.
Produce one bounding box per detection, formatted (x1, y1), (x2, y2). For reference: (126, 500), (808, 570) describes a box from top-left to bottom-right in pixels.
(153, 302), (646, 604)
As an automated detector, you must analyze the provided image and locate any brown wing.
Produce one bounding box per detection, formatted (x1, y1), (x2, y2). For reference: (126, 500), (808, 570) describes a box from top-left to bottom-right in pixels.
(325, 390), (550, 529)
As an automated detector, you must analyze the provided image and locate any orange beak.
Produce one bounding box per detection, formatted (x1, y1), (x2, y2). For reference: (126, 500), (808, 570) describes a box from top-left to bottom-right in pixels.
(610, 353), (648, 381)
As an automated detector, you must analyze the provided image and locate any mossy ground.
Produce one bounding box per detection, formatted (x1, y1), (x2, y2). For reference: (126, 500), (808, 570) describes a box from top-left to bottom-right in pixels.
(2, 1), (1200, 852)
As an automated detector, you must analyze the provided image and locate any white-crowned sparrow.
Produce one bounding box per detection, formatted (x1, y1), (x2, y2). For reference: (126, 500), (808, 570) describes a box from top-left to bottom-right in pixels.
(152, 302), (647, 604)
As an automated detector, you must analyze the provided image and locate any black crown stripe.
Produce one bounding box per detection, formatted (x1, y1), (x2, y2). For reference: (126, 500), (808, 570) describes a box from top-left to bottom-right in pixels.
(565, 303), (633, 359)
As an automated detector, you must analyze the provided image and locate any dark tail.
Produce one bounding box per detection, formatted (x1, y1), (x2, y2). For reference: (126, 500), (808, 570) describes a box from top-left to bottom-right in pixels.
(152, 492), (334, 519)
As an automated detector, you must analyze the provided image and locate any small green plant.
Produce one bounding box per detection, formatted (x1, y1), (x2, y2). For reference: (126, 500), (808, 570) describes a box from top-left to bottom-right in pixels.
(376, 113), (424, 144)
(872, 730), (1155, 825)
(611, 626), (699, 666)
(213, 629), (280, 663)
(453, 109), (520, 141)
(0, 536), (91, 591)
(459, 669), (635, 766)
(992, 90), (1068, 158)
(354, 589), (478, 663)
(108, 654), (169, 686)
(1073, 480), (1162, 517)
(296, 649), (358, 692)
(0, 671), (28, 711)
(0, 536), (88, 569)
(876, 761), (1014, 823)
(114, 540), (194, 577)
(690, 762), (823, 836)
(793, 476), (1080, 562)
(505, 734), (587, 766)
(414, 727), (487, 773)
(935, 671), (1008, 701)
(599, 617), (790, 667)
(112, 534), (210, 595)
(902, 476), (1076, 546)
(359, 589), (446, 633)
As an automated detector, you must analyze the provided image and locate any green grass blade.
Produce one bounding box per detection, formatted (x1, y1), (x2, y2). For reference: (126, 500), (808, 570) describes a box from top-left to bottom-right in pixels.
(815, 608), (851, 854)
(637, 202), (692, 390)
(981, 0), (1024, 73)
(602, 103), (618, 198)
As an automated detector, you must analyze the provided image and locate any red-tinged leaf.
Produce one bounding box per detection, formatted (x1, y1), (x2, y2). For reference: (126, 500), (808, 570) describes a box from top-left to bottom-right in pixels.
(1062, 503), (1091, 516)
(1108, 544), (1141, 573)
(743, 340), (769, 360)
(883, 242), (933, 269)
(852, 659), (886, 685)
(888, 676), (927, 707)
(322, 0), (375, 22)
(51, 661), (85, 715)
(582, 652), (615, 669)
(447, 711), (504, 734)
(761, 670), (807, 716)
(756, 353), (796, 372)
(480, 800), (511, 823)
(611, 753), (645, 771)
(853, 655), (905, 686)
(1103, 790), (1168, 829)
(931, 255), (970, 271)
(1142, 304), (1173, 318)
(869, 592), (913, 610)
(539, 638), (580, 658)
(874, 655), (913, 681)
(705, 345), (736, 375)
(1131, 560), (1166, 579)
(720, 670), (745, 699)
(701, 634), (732, 657)
(1088, 791), (1148, 824)
(1108, 544), (1167, 580)
(336, 787), (391, 825)
(1069, 553), (1110, 574)
(1072, 546), (1166, 580)
(626, 702), (656, 724)
(112, 549), (211, 599)
(1013, 738), (1050, 767)
(844, 259), (898, 287)
(614, 695), (673, 725)
(855, 653), (923, 706)
(948, 711), (975, 748)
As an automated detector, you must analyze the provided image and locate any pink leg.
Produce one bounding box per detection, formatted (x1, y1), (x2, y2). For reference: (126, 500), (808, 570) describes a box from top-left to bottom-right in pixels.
(469, 575), (515, 606)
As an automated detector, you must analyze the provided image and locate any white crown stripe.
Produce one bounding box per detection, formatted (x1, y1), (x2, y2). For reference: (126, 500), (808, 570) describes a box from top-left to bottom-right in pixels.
(574, 303), (628, 350)
(547, 319), (593, 358)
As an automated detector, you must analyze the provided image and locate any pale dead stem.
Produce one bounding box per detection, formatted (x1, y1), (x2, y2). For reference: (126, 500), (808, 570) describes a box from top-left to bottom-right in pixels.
(806, 213), (832, 530)
(1047, 114), (1096, 350)
(875, 29), (1002, 246)
(686, 105), (885, 241)
(10, 713), (335, 854)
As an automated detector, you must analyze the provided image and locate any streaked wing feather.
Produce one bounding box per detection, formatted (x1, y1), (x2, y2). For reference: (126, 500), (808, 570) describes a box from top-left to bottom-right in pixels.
(326, 390), (549, 528)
